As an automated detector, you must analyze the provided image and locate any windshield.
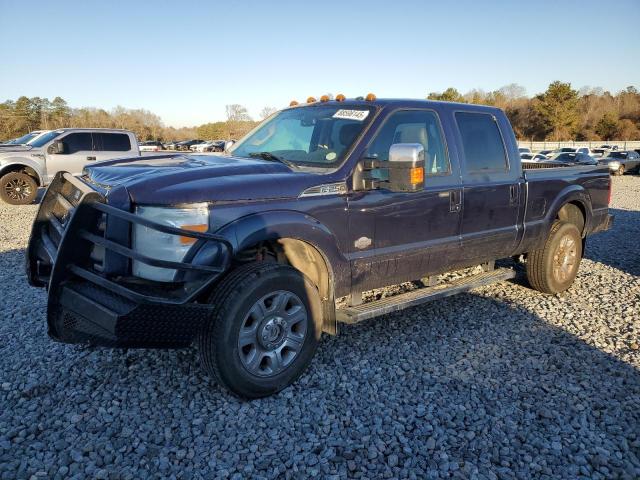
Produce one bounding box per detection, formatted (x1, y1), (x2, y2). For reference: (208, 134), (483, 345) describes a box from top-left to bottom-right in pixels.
(5, 132), (38, 145)
(605, 152), (626, 159)
(29, 130), (64, 148)
(230, 105), (375, 167)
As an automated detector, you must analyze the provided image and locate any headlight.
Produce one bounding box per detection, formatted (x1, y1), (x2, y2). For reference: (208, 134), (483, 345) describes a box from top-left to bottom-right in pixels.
(607, 161), (620, 169)
(132, 204), (209, 282)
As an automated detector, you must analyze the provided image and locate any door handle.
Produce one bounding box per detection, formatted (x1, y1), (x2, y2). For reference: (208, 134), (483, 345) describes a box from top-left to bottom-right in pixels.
(87, 156), (96, 161)
(449, 190), (462, 213)
(509, 184), (518, 206)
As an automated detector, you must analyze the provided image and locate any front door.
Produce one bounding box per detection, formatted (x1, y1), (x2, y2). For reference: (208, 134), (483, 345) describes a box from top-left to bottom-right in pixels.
(348, 109), (462, 293)
(453, 111), (521, 263)
(44, 131), (95, 181)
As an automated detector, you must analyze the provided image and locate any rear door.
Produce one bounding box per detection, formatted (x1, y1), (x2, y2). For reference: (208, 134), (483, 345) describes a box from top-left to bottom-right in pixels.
(92, 132), (134, 161)
(348, 108), (462, 292)
(454, 111), (521, 263)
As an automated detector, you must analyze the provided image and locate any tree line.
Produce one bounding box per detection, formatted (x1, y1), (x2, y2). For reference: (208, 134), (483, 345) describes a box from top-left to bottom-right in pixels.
(1, 81), (639, 143)
(0, 98), (265, 143)
(427, 82), (640, 141)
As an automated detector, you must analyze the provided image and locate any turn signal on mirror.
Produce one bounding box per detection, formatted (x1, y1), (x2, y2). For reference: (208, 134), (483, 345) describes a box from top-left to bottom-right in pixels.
(410, 167), (424, 185)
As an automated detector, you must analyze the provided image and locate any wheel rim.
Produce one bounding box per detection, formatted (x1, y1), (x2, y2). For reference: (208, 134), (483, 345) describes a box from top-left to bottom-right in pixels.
(237, 290), (308, 377)
(552, 234), (578, 283)
(4, 177), (32, 202)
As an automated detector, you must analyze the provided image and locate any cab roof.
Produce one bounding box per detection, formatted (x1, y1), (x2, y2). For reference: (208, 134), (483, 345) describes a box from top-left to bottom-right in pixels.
(290, 98), (503, 114)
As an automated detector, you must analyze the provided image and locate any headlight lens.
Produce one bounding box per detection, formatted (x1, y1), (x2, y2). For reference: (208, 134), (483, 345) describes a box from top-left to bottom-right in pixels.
(607, 161), (620, 168)
(132, 204), (209, 282)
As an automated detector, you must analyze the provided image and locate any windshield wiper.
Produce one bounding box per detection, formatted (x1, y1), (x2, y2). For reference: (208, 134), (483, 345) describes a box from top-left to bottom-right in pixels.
(248, 151), (296, 169)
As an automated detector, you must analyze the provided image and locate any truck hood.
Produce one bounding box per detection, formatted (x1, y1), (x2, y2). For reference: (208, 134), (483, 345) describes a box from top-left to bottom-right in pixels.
(0, 145), (34, 154)
(83, 153), (324, 205)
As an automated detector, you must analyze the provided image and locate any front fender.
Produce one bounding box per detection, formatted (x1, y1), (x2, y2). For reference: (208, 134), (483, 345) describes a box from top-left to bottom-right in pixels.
(0, 156), (45, 184)
(217, 210), (350, 297)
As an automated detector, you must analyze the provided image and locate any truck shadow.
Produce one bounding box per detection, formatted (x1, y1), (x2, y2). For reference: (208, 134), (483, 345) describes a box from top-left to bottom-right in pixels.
(584, 207), (639, 277)
(2, 240), (639, 477)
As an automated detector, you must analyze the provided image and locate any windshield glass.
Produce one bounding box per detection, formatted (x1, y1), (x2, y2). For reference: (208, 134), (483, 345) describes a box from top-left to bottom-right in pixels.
(605, 152), (626, 159)
(29, 130), (64, 148)
(230, 105), (375, 167)
(5, 132), (38, 145)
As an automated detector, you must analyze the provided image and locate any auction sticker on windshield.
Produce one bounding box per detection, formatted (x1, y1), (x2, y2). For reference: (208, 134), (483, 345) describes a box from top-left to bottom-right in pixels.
(332, 109), (369, 121)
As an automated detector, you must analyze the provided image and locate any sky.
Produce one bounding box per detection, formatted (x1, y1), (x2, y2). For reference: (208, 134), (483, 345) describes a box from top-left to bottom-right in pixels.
(1, 0), (638, 127)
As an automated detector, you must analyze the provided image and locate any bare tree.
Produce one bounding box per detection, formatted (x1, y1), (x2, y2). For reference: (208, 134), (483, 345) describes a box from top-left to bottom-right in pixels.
(225, 104), (251, 122)
(259, 106), (278, 119)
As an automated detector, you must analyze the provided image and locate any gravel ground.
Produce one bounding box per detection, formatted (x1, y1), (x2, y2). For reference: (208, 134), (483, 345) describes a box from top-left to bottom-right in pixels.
(1, 176), (639, 480)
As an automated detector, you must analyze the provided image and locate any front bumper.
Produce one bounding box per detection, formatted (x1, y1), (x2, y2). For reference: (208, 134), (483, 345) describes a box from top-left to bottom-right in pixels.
(27, 172), (232, 348)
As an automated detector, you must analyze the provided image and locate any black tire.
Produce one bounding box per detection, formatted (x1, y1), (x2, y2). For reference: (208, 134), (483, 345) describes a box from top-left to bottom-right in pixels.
(0, 171), (38, 205)
(199, 263), (322, 398)
(526, 221), (582, 294)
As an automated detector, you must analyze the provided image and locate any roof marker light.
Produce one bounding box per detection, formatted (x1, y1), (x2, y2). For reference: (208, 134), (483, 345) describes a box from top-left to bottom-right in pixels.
(320, 95), (330, 102)
(289, 100), (299, 106)
(307, 96), (317, 103)
(365, 93), (377, 101)
(335, 94), (346, 102)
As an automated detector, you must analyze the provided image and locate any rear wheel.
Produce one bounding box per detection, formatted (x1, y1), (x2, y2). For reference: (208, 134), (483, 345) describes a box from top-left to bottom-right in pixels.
(199, 263), (321, 398)
(526, 221), (582, 294)
(0, 171), (37, 205)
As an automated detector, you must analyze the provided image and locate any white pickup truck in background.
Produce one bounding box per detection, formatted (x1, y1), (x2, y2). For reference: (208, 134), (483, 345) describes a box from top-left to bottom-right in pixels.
(0, 128), (140, 204)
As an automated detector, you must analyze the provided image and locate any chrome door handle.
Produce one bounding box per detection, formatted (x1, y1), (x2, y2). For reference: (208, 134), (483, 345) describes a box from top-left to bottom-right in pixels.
(87, 156), (96, 161)
(450, 190), (462, 213)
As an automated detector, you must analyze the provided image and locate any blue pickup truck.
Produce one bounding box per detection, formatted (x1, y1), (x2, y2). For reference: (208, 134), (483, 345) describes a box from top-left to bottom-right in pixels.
(26, 96), (613, 398)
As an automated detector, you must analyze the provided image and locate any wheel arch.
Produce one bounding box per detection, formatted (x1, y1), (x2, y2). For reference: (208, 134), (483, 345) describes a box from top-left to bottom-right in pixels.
(216, 211), (349, 335)
(547, 186), (593, 238)
(0, 160), (44, 186)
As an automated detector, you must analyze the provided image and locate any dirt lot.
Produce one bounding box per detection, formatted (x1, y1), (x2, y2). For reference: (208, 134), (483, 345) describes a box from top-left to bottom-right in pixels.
(0, 176), (638, 479)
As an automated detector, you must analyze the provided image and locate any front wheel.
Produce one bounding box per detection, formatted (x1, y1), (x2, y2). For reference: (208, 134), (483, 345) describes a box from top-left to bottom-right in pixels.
(526, 221), (582, 294)
(616, 165), (625, 176)
(199, 263), (322, 398)
(0, 171), (38, 205)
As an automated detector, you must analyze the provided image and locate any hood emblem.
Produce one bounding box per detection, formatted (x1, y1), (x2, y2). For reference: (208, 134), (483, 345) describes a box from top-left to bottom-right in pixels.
(354, 236), (372, 250)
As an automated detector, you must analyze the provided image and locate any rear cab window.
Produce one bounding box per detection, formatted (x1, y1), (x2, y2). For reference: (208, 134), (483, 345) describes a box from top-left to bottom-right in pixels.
(92, 133), (132, 151)
(455, 112), (509, 173)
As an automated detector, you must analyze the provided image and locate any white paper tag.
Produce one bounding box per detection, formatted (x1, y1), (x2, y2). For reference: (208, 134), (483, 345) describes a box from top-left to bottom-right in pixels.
(332, 109), (369, 121)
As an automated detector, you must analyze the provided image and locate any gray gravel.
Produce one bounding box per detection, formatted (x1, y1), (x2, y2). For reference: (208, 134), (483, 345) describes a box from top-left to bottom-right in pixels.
(1, 176), (639, 479)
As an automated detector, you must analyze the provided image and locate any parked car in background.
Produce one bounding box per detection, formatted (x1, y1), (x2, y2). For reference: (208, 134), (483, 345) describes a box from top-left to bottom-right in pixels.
(204, 140), (227, 152)
(0, 130), (48, 148)
(599, 144), (618, 151)
(599, 150), (640, 175)
(549, 147), (577, 156)
(189, 141), (208, 152)
(575, 147), (593, 156)
(546, 152), (599, 165)
(139, 141), (165, 152)
(538, 149), (554, 158)
(518, 147), (531, 154)
(0, 128), (140, 204)
(164, 140), (180, 150)
(177, 139), (205, 151)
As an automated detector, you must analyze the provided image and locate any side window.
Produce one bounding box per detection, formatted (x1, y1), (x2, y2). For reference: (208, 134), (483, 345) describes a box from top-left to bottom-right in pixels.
(61, 133), (92, 154)
(93, 133), (131, 152)
(366, 110), (450, 175)
(455, 112), (508, 173)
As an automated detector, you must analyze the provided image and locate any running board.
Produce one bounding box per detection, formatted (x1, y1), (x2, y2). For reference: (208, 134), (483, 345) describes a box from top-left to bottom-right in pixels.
(336, 268), (516, 324)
